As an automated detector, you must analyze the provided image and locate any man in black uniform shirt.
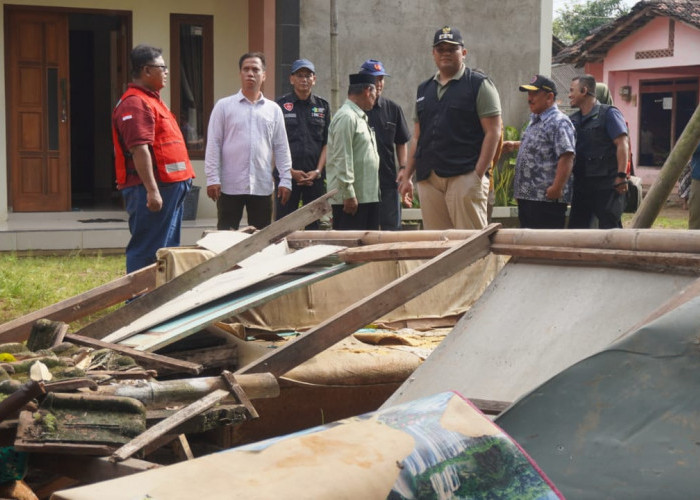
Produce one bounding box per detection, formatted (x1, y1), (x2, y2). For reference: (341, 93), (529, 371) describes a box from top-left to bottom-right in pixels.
(359, 59), (411, 230)
(275, 58), (330, 228)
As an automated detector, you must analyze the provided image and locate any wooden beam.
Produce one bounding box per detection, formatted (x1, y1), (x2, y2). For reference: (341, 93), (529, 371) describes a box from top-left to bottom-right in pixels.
(110, 389), (229, 462)
(75, 191), (334, 340)
(491, 244), (700, 271)
(221, 370), (258, 419)
(65, 333), (203, 376)
(237, 224), (500, 377)
(339, 241), (457, 262)
(0, 264), (156, 343)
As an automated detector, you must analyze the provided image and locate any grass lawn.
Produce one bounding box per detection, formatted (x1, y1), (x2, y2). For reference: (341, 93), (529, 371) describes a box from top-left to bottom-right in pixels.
(0, 252), (125, 331)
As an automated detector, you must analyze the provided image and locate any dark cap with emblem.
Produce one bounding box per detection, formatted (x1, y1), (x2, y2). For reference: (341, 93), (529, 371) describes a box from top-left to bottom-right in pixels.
(433, 26), (464, 46)
(519, 74), (558, 95)
(349, 73), (376, 85)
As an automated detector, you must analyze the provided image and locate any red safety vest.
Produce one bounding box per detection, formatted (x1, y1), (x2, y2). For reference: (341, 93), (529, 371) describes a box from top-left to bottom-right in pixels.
(112, 86), (195, 185)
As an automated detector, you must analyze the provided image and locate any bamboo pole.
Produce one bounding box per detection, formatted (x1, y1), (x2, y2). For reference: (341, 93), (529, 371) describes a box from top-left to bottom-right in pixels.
(330, 0), (339, 112)
(631, 103), (700, 228)
(95, 373), (279, 409)
(287, 228), (700, 254)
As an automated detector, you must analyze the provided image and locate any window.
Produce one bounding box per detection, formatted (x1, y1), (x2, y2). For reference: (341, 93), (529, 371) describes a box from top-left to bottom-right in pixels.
(170, 14), (213, 159)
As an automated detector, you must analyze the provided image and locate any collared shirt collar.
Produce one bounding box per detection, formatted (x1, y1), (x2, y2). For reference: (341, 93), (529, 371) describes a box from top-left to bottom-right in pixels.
(236, 89), (264, 105)
(531, 103), (559, 123)
(432, 63), (466, 84)
(293, 92), (316, 104)
(128, 82), (160, 99)
(344, 98), (368, 119)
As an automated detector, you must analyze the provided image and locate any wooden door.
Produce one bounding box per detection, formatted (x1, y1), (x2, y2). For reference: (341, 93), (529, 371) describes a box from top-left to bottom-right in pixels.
(6, 9), (70, 212)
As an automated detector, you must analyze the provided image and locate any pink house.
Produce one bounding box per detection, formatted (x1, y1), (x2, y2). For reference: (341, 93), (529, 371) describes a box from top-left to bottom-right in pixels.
(555, 0), (700, 184)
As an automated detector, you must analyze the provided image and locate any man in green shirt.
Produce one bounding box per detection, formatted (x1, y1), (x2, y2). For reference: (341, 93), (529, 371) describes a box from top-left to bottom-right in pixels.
(327, 73), (380, 229)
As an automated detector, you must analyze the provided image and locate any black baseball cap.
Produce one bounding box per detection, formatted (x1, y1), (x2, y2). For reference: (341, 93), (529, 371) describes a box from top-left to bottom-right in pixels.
(433, 26), (463, 46)
(519, 74), (558, 95)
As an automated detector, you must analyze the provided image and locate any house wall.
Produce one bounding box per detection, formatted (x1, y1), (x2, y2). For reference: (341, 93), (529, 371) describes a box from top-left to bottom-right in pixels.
(585, 16), (700, 167)
(0, 0), (250, 221)
(298, 0), (552, 132)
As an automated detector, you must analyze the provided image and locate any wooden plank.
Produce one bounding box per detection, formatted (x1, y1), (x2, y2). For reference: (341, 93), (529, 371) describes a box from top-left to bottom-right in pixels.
(221, 370), (258, 418)
(76, 191), (335, 340)
(0, 264), (156, 343)
(237, 223), (500, 377)
(491, 244), (700, 271)
(165, 344), (237, 370)
(101, 244), (344, 346)
(175, 434), (194, 460)
(29, 454), (159, 482)
(65, 333), (203, 375)
(110, 389), (229, 462)
(339, 240), (457, 262)
(120, 263), (352, 352)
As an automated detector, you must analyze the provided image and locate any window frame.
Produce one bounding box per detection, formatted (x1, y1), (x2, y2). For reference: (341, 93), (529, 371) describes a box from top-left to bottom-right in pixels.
(169, 13), (213, 160)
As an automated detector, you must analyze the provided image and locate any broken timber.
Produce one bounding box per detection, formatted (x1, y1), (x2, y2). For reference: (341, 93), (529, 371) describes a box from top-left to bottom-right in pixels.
(110, 389), (230, 462)
(338, 241), (700, 271)
(65, 333), (203, 375)
(236, 223), (500, 378)
(75, 190), (335, 340)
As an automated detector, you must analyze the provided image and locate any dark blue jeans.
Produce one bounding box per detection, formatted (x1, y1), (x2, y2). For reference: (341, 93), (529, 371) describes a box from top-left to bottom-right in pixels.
(122, 180), (190, 273)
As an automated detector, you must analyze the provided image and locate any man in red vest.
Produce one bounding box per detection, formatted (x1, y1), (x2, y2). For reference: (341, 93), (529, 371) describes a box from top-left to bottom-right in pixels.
(112, 44), (195, 273)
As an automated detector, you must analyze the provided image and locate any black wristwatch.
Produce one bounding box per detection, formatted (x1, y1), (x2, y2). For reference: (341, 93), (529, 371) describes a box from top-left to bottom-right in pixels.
(616, 172), (627, 179)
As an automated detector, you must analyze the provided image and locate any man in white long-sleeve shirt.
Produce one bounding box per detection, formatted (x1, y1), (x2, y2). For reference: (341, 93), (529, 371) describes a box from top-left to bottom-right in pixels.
(205, 52), (292, 230)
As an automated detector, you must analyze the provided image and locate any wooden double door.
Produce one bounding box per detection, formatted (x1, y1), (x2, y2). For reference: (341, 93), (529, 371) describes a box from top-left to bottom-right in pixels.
(5, 7), (129, 212)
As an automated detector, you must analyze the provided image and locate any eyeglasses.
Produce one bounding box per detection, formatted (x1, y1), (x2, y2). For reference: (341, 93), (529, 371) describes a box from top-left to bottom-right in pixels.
(147, 64), (168, 71)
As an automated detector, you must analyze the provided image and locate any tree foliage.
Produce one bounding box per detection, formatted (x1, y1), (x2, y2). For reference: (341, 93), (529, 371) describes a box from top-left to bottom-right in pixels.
(553, 0), (631, 44)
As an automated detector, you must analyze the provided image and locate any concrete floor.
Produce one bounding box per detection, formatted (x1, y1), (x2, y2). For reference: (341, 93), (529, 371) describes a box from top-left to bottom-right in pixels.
(0, 211), (219, 252)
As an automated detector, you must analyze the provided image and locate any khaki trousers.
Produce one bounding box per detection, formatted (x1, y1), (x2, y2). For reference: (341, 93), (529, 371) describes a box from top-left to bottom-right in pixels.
(417, 170), (489, 230)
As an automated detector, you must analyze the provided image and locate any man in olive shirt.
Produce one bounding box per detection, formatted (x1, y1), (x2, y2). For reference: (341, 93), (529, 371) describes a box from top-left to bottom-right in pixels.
(326, 73), (380, 230)
(398, 26), (502, 230)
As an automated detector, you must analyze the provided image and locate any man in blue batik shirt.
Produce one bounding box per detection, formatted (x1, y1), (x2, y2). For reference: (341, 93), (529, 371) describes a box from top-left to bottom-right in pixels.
(506, 75), (575, 229)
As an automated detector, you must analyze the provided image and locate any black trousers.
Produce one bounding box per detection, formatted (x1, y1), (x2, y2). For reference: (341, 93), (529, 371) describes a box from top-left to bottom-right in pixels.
(332, 203), (380, 230)
(217, 193), (272, 230)
(275, 179), (325, 229)
(517, 199), (568, 229)
(569, 185), (625, 229)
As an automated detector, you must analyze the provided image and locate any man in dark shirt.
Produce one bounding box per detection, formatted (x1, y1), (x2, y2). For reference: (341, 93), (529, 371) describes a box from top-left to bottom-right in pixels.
(359, 59), (410, 230)
(275, 59), (330, 228)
